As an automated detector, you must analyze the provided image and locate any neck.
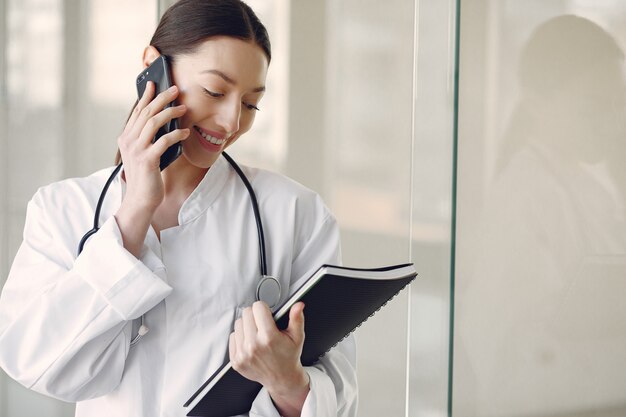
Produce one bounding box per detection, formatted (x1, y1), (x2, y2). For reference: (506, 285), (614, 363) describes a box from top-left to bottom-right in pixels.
(160, 156), (209, 202)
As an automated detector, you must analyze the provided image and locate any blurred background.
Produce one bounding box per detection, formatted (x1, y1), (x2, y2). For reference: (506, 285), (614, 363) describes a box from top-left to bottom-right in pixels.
(0, 0), (624, 416)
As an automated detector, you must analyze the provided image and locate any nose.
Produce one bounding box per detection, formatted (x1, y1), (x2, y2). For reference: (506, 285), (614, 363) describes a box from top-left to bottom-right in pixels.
(216, 97), (241, 135)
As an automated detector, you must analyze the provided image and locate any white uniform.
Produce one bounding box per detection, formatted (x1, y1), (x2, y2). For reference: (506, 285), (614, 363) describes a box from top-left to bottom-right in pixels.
(0, 155), (358, 417)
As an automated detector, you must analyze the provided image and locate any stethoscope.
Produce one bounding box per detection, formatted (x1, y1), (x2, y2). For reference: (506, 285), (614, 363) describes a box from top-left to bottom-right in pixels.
(77, 152), (282, 346)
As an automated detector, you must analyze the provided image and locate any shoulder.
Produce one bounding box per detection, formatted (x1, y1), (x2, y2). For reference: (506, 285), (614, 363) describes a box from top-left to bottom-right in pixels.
(236, 165), (339, 251)
(17, 167), (121, 264)
(32, 166), (119, 209)
(235, 165), (342, 269)
(27, 167), (121, 244)
(241, 165), (332, 221)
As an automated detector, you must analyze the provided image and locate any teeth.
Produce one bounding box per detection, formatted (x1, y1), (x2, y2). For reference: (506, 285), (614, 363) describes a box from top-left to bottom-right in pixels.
(194, 126), (226, 145)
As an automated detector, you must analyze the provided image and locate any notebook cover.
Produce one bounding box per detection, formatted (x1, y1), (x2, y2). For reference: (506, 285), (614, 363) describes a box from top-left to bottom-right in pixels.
(185, 264), (417, 417)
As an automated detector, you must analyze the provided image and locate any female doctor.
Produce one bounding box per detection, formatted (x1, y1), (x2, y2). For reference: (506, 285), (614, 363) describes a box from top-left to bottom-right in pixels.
(0, 0), (357, 416)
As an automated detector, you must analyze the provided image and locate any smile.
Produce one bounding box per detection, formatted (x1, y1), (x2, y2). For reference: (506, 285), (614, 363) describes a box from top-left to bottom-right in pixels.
(194, 126), (226, 146)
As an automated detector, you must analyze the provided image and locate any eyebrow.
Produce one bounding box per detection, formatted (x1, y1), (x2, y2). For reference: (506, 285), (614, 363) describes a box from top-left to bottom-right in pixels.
(201, 69), (265, 93)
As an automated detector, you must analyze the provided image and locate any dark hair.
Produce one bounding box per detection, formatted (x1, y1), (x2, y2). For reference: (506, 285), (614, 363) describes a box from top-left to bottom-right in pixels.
(115, 0), (270, 164)
(151, 0), (270, 62)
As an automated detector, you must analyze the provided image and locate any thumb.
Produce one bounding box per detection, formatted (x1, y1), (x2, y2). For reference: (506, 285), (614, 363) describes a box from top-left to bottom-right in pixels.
(286, 302), (305, 343)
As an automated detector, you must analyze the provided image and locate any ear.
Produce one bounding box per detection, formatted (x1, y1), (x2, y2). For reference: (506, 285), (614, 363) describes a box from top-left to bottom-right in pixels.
(142, 45), (161, 69)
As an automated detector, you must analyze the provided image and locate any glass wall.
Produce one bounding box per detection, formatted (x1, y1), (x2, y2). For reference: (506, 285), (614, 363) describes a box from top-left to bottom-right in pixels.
(408, 0), (457, 416)
(234, 1), (427, 415)
(454, 0), (626, 415)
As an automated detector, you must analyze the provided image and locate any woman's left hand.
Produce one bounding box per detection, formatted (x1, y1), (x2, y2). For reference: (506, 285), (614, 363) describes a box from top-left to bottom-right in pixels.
(229, 301), (310, 415)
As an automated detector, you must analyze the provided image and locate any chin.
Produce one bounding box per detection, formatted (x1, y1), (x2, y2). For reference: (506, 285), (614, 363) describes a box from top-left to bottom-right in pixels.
(181, 148), (221, 169)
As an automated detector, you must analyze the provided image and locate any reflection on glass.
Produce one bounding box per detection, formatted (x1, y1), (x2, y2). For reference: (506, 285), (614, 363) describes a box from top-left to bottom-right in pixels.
(456, 10), (626, 417)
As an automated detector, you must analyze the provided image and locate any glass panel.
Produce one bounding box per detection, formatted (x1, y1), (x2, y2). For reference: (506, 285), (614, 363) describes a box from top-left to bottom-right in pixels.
(455, 1), (626, 415)
(0, 1), (157, 415)
(324, 1), (415, 416)
(408, 0), (457, 416)
(236, 1), (416, 415)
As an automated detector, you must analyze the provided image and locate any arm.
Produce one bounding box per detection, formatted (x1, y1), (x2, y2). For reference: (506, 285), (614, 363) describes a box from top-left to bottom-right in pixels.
(289, 212), (358, 417)
(0, 82), (188, 402)
(0, 191), (172, 401)
(242, 210), (358, 417)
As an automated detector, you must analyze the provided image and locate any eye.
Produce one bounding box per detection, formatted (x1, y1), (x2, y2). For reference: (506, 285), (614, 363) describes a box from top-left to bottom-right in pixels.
(202, 88), (224, 98)
(242, 101), (260, 111)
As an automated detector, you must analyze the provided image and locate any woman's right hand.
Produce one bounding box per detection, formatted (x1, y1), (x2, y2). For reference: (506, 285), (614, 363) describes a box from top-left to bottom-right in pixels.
(114, 81), (190, 256)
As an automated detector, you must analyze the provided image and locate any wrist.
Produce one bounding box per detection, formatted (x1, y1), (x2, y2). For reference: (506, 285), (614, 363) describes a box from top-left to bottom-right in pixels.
(266, 367), (310, 417)
(115, 203), (154, 257)
(116, 201), (154, 228)
(120, 189), (161, 213)
(267, 366), (310, 399)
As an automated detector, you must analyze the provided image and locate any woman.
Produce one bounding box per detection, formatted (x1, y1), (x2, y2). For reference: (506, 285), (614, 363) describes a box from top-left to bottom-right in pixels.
(0, 1), (357, 416)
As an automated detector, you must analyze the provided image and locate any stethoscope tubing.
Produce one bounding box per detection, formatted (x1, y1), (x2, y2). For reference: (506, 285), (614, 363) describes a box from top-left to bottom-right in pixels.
(221, 152), (268, 277)
(77, 153), (280, 309)
(77, 162), (123, 254)
(76, 153), (282, 346)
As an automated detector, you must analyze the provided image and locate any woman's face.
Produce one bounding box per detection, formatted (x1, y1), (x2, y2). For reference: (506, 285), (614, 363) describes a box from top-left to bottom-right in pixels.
(169, 36), (268, 169)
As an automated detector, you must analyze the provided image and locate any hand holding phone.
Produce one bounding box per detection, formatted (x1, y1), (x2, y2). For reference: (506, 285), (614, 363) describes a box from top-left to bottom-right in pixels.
(136, 55), (182, 170)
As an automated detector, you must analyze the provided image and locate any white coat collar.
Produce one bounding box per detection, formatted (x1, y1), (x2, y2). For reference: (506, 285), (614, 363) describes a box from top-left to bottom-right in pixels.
(116, 154), (231, 226)
(178, 154), (230, 225)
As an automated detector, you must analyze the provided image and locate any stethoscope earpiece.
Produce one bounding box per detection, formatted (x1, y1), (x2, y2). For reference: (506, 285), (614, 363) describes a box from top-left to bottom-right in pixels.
(130, 315), (149, 346)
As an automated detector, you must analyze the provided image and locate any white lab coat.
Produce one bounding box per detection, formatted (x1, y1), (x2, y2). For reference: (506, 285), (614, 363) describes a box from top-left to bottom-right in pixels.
(0, 154), (358, 417)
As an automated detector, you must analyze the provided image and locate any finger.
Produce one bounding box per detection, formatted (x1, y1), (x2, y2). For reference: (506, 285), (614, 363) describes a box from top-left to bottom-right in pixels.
(252, 301), (278, 336)
(140, 85), (179, 123)
(129, 85), (180, 139)
(228, 333), (237, 362)
(241, 307), (258, 342)
(286, 302), (305, 343)
(137, 104), (187, 147)
(234, 317), (245, 352)
(147, 128), (190, 160)
(125, 81), (156, 134)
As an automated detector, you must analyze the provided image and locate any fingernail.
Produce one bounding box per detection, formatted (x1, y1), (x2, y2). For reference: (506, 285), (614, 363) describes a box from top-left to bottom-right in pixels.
(169, 85), (177, 92)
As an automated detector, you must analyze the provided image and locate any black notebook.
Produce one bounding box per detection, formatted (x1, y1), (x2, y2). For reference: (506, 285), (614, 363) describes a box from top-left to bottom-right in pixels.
(183, 263), (417, 417)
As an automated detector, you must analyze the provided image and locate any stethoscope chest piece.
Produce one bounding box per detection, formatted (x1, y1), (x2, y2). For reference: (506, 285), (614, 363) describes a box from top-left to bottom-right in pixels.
(256, 275), (281, 309)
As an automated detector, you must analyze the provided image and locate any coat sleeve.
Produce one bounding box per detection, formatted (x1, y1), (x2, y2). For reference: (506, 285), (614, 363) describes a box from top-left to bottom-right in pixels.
(0, 189), (172, 402)
(249, 209), (358, 417)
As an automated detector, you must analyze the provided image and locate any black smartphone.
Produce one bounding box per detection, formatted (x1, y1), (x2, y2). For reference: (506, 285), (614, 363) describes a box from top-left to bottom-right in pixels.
(136, 55), (182, 171)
